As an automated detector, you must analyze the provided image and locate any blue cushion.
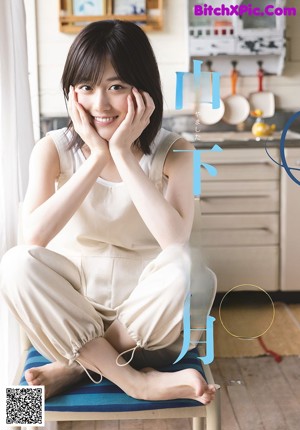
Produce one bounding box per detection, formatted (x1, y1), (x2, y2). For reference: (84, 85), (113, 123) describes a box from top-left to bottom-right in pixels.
(19, 347), (206, 412)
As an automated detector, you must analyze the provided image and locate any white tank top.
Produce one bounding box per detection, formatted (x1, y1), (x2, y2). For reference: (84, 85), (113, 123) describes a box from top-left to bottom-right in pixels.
(46, 127), (181, 259)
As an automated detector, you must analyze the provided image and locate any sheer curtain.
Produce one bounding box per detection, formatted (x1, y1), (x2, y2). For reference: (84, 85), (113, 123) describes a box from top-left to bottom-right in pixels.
(0, 0), (34, 388)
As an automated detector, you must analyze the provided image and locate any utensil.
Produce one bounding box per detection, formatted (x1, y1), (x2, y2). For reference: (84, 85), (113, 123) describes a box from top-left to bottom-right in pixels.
(195, 61), (225, 125)
(223, 61), (250, 125)
(249, 61), (275, 118)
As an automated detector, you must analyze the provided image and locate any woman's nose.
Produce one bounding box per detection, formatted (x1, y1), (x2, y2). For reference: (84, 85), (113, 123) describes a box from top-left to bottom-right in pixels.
(93, 89), (110, 111)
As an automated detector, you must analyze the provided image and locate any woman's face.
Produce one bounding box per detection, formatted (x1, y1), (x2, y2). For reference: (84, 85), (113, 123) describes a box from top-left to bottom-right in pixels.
(74, 60), (132, 141)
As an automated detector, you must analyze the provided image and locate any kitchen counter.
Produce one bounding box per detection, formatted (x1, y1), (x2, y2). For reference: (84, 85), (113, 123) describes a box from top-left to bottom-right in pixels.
(181, 130), (300, 149)
(186, 126), (300, 292)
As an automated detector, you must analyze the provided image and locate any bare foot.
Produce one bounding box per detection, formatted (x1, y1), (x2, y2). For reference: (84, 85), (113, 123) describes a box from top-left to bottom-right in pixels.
(25, 361), (85, 399)
(138, 367), (216, 404)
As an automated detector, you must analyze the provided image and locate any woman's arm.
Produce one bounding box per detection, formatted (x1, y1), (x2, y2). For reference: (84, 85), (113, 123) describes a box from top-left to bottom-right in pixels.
(108, 89), (194, 249)
(22, 136), (108, 247)
(111, 138), (194, 250)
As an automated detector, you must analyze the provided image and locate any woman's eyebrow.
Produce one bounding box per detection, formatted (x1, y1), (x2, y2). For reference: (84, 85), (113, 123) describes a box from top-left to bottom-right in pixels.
(105, 76), (125, 82)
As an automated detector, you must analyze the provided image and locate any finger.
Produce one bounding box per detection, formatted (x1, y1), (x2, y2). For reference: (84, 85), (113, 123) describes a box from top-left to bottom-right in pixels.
(72, 88), (91, 127)
(67, 86), (73, 114)
(68, 87), (81, 124)
(138, 92), (155, 126)
(68, 85), (77, 106)
(142, 91), (155, 111)
(141, 91), (155, 120)
(75, 100), (89, 124)
(132, 87), (146, 119)
(123, 94), (135, 125)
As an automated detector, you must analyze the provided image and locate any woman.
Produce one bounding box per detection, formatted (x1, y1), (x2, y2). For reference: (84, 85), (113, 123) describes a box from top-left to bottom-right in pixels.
(0, 20), (216, 403)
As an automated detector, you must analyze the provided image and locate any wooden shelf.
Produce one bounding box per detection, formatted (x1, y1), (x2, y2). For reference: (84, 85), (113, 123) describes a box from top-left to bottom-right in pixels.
(59, 0), (163, 33)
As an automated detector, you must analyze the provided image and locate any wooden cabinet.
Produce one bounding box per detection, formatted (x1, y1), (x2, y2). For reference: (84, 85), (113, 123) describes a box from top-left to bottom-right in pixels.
(197, 147), (280, 292)
(59, 0), (164, 33)
(280, 148), (300, 291)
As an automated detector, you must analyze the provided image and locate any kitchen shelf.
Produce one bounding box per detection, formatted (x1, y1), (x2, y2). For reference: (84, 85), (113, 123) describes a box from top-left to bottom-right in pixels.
(188, 0), (286, 75)
(59, 0), (164, 33)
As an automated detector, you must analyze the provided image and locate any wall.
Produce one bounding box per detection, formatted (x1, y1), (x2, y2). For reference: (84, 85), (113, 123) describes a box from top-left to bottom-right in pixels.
(36, 0), (300, 117)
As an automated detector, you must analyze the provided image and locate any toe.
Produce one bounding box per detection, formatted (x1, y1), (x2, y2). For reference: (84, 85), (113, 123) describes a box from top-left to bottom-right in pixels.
(25, 369), (35, 383)
(25, 368), (41, 385)
(197, 386), (216, 404)
(207, 384), (217, 395)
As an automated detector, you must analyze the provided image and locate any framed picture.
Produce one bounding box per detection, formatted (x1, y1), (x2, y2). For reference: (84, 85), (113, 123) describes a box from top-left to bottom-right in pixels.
(113, 0), (146, 15)
(72, 0), (105, 16)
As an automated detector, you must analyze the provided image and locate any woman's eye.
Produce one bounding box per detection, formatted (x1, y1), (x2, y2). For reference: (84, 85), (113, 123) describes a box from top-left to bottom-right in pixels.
(78, 85), (92, 91)
(109, 84), (124, 91)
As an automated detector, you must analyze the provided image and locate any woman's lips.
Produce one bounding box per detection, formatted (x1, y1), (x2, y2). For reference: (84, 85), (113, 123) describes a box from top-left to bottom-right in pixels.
(93, 116), (118, 126)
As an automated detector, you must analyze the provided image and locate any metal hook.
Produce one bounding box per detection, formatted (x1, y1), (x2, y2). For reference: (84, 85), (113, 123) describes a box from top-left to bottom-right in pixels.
(231, 60), (238, 69)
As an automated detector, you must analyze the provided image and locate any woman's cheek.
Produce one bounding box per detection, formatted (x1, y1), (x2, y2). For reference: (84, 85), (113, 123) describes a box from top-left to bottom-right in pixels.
(120, 93), (132, 113)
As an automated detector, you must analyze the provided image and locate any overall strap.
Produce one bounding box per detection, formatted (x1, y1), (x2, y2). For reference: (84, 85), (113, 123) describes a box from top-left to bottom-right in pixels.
(149, 131), (182, 191)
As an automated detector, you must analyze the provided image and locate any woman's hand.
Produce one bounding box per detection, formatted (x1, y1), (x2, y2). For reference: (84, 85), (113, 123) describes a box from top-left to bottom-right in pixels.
(68, 86), (110, 159)
(108, 88), (155, 155)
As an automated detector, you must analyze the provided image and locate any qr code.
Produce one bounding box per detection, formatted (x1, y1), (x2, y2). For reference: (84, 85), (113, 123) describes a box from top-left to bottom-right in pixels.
(5, 386), (45, 426)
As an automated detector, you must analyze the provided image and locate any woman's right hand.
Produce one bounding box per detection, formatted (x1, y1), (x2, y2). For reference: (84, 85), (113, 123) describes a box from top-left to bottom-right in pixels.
(68, 86), (110, 160)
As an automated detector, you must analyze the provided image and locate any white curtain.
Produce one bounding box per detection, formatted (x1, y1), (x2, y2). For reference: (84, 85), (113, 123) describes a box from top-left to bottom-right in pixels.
(0, 0), (34, 388)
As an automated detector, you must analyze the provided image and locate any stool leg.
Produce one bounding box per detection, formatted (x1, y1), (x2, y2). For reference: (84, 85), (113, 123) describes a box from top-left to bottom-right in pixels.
(193, 417), (205, 430)
(205, 388), (221, 430)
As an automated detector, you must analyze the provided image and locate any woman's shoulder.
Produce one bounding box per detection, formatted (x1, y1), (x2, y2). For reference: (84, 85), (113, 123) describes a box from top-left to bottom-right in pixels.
(28, 134), (61, 180)
(151, 127), (193, 160)
(46, 127), (71, 150)
(145, 128), (193, 183)
(45, 127), (74, 177)
(151, 127), (178, 150)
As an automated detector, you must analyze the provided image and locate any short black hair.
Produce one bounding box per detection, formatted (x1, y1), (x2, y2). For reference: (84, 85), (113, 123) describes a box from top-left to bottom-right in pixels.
(61, 20), (163, 154)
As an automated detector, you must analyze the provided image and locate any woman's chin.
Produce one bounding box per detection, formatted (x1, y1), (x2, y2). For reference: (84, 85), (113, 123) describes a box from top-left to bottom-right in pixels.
(95, 128), (114, 142)
(99, 132), (112, 141)
(94, 123), (119, 141)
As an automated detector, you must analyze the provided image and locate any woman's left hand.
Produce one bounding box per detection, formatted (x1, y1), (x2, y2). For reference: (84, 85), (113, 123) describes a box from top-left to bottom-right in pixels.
(108, 88), (155, 155)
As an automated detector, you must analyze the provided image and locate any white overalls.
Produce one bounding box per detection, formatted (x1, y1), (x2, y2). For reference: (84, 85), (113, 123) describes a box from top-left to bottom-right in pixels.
(0, 127), (193, 373)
